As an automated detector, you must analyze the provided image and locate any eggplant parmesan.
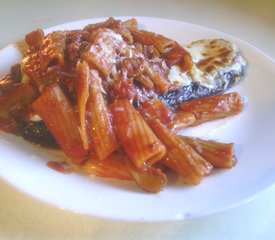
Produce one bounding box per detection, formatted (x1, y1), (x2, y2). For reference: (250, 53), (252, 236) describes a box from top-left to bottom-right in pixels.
(162, 39), (246, 107)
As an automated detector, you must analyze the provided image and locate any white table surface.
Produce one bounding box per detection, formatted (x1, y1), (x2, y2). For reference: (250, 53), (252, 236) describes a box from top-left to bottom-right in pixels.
(0, 0), (275, 239)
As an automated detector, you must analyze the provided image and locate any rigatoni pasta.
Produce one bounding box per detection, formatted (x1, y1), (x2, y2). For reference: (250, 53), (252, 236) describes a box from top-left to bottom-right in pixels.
(85, 66), (118, 160)
(83, 28), (121, 76)
(125, 155), (167, 193)
(76, 61), (90, 150)
(179, 92), (244, 126)
(40, 31), (66, 71)
(130, 29), (176, 53)
(180, 136), (236, 168)
(32, 83), (88, 165)
(110, 100), (166, 168)
(0, 17), (246, 193)
(83, 152), (133, 180)
(149, 119), (213, 184)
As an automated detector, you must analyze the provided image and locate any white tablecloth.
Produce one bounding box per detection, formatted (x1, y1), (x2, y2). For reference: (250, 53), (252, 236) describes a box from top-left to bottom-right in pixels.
(0, 0), (275, 239)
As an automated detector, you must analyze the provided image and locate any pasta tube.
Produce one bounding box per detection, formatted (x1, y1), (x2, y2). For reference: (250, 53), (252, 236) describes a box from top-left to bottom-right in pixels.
(32, 83), (88, 165)
(83, 152), (133, 180)
(169, 111), (196, 132)
(180, 136), (236, 168)
(86, 69), (118, 160)
(149, 119), (213, 184)
(131, 29), (175, 53)
(40, 31), (66, 71)
(138, 99), (195, 131)
(25, 29), (44, 49)
(179, 92), (244, 126)
(138, 98), (174, 126)
(110, 100), (166, 169)
(76, 61), (90, 150)
(125, 155), (167, 193)
(84, 28), (125, 76)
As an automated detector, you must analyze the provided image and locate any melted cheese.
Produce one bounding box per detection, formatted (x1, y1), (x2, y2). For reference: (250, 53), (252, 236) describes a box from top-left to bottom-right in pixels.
(168, 66), (191, 86)
(168, 39), (246, 89)
(168, 63), (216, 89)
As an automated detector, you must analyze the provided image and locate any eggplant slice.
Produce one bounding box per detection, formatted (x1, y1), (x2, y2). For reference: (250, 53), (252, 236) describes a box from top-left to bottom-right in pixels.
(161, 39), (247, 108)
(16, 121), (58, 149)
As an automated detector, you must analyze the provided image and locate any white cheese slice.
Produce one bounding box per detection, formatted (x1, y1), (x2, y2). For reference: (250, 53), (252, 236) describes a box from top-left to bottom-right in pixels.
(169, 39), (246, 89)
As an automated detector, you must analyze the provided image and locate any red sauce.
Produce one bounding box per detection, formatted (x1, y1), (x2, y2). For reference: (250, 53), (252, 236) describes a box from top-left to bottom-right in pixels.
(46, 161), (73, 174)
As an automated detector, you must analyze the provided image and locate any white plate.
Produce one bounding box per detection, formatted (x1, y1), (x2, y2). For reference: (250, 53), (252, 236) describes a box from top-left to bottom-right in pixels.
(0, 17), (275, 221)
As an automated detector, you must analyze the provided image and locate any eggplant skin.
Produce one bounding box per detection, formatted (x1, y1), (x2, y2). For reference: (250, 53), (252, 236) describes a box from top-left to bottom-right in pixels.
(159, 82), (218, 108)
(160, 67), (245, 108)
(16, 121), (58, 149)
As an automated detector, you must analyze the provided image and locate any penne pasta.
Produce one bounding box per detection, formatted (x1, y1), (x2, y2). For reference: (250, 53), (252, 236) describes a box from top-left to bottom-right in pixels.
(84, 17), (118, 32)
(180, 136), (236, 168)
(138, 99), (195, 132)
(110, 100), (166, 169)
(111, 74), (137, 101)
(22, 48), (42, 88)
(149, 119), (213, 184)
(40, 31), (66, 71)
(144, 62), (170, 94)
(84, 17), (133, 42)
(65, 30), (92, 67)
(125, 155), (167, 193)
(131, 29), (175, 53)
(138, 98), (174, 126)
(179, 92), (244, 126)
(76, 61), (90, 150)
(119, 57), (145, 78)
(25, 29), (44, 49)
(135, 74), (154, 89)
(32, 83), (88, 165)
(122, 18), (138, 30)
(142, 45), (160, 61)
(83, 152), (133, 180)
(86, 68), (118, 160)
(169, 110), (196, 132)
(110, 20), (134, 43)
(84, 28), (126, 76)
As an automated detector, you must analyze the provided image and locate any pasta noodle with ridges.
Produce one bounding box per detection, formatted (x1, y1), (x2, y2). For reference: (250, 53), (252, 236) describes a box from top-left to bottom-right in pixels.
(86, 67), (118, 160)
(110, 100), (166, 169)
